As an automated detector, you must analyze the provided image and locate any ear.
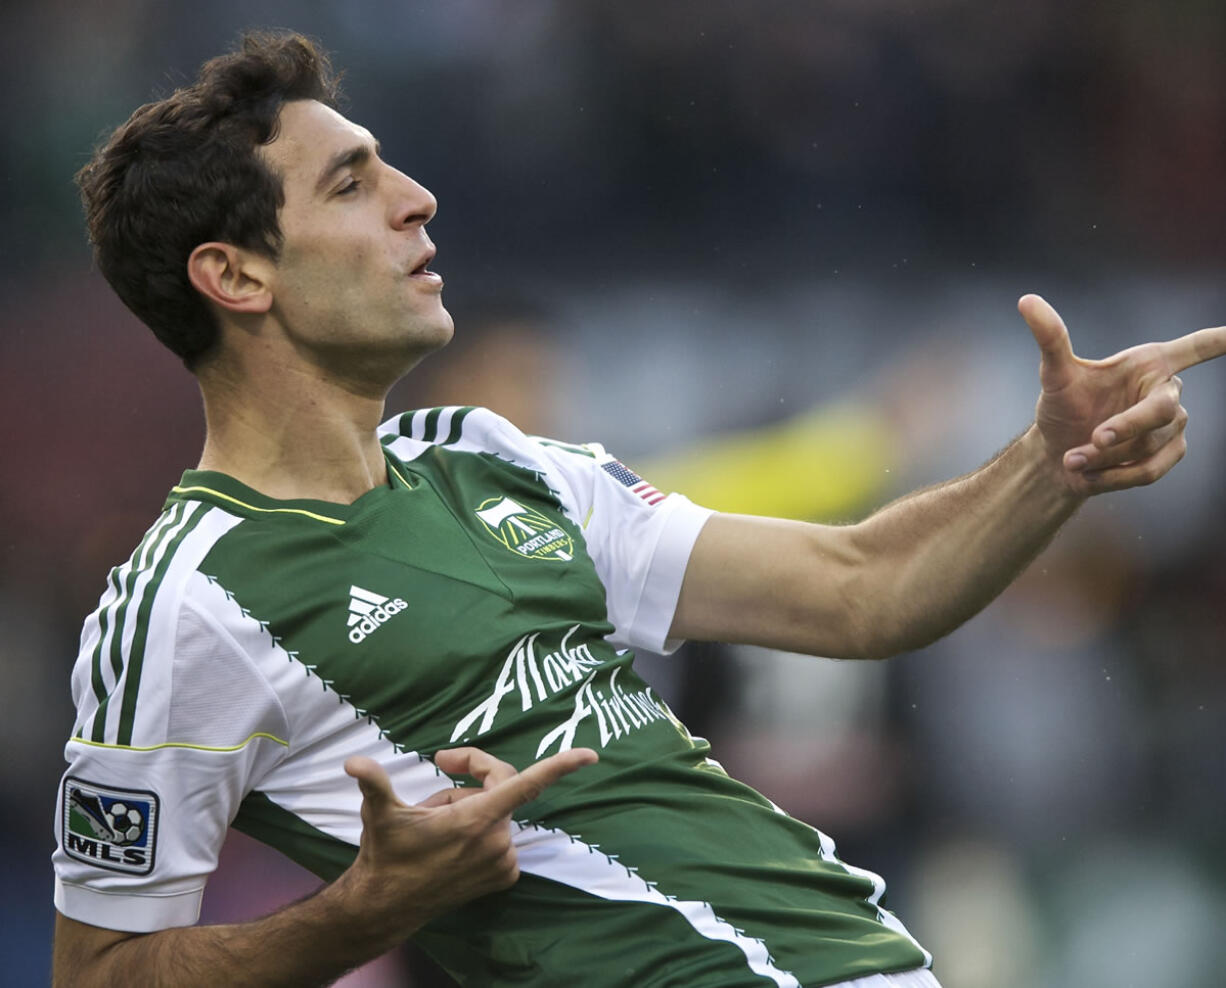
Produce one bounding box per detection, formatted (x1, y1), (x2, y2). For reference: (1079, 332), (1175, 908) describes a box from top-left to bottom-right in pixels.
(187, 242), (274, 315)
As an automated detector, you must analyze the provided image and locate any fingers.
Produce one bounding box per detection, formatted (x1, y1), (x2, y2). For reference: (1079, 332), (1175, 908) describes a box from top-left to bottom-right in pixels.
(1071, 430), (1187, 493)
(434, 747), (599, 821)
(1019, 294), (1078, 388)
(1064, 379), (1185, 473)
(434, 747), (519, 790)
(480, 748), (599, 817)
(345, 747), (597, 920)
(345, 756), (408, 814)
(1159, 325), (1226, 373)
(418, 786), (483, 808)
(422, 746), (598, 823)
(1060, 374), (1189, 492)
(1071, 419), (1180, 474)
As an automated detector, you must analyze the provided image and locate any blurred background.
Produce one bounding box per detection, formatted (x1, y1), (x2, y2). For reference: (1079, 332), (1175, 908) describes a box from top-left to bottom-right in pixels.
(5, 2), (1226, 985)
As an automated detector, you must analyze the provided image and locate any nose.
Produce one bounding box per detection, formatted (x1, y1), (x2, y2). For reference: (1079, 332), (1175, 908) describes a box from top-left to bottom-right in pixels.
(390, 169), (437, 229)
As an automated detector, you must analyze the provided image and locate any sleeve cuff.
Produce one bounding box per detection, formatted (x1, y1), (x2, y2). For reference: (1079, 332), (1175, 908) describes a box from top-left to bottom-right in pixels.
(630, 496), (714, 654)
(55, 875), (203, 933)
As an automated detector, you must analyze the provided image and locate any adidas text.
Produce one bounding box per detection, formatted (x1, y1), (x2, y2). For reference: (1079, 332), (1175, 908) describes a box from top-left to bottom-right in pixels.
(348, 597), (408, 643)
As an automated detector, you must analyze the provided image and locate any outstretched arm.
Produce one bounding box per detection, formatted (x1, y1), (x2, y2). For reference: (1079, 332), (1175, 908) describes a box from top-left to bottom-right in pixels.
(53, 746), (597, 988)
(671, 295), (1226, 660)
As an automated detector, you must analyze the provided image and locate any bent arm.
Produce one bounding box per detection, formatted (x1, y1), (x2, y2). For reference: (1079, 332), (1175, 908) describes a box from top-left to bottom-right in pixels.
(53, 873), (400, 988)
(671, 426), (1081, 660)
(54, 747), (597, 988)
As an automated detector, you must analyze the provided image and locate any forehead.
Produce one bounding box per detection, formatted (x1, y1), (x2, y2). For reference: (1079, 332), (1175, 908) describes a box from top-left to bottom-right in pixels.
(261, 99), (374, 187)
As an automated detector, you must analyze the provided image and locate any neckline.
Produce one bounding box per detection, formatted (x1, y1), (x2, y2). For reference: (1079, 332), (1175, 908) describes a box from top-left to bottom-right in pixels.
(170, 452), (414, 526)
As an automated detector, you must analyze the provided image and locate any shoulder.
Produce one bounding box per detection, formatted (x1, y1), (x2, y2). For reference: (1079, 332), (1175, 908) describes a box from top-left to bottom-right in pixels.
(379, 406), (606, 470)
(378, 404), (487, 451)
(78, 499), (247, 654)
(69, 500), (268, 748)
(380, 405), (531, 456)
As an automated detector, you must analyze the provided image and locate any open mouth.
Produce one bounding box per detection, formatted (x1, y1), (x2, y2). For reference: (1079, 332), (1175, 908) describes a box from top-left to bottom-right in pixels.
(409, 248), (437, 276)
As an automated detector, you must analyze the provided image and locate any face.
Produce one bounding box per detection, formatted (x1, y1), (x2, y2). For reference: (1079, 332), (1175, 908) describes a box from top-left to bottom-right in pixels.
(257, 99), (453, 386)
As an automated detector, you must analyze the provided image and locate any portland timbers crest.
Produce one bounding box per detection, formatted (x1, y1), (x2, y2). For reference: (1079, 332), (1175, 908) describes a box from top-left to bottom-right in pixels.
(474, 496), (573, 561)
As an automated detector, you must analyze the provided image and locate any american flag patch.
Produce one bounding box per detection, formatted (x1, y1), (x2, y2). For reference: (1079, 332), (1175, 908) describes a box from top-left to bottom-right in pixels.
(602, 460), (667, 506)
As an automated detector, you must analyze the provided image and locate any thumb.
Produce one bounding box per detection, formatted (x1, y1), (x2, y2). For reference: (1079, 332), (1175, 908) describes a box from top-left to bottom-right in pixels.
(345, 756), (406, 814)
(1019, 294), (1077, 387)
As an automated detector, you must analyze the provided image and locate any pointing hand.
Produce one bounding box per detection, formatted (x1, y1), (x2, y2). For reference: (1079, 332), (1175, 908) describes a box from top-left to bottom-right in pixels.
(338, 746), (598, 935)
(1019, 294), (1226, 496)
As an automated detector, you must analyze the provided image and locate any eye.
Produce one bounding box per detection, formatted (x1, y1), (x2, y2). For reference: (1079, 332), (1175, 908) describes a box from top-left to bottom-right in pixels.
(336, 178), (361, 196)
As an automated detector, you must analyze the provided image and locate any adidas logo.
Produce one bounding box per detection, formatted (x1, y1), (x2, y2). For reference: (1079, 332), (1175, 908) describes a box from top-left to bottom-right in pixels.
(347, 585), (408, 644)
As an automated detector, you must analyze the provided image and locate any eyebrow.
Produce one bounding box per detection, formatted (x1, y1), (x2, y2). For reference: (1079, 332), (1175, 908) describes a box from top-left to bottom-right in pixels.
(314, 139), (382, 195)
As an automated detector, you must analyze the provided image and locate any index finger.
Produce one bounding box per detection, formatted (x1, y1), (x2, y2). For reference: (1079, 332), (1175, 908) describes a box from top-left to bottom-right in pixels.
(1161, 325), (1226, 373)
(471, 748), (599, 820)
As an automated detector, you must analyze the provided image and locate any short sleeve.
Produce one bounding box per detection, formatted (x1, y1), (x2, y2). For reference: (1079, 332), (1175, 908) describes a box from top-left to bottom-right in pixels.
(385, 407), (715, 650)
(54, 596), (289, 932)
(537, 443), (712, 653)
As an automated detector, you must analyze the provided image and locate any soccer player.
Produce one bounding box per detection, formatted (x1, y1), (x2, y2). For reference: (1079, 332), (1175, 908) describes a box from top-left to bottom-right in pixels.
(52, 31), (1226, 988)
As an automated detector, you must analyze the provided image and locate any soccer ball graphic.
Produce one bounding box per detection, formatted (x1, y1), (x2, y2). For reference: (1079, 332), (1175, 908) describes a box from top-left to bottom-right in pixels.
(107, 803), (143, 845)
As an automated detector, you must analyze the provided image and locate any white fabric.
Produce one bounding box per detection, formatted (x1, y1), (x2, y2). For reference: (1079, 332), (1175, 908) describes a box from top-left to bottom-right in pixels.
(830, 968), (942, 988)
(57, 409), (712, 932)
(514, 822), (802, 988)
(55, 526), (454, 933)
(72, 501), (216, 743)
(381, 407), (713, 653)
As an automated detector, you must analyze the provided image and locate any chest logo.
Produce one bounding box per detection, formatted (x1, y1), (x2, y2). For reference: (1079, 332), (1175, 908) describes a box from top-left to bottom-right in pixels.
(474, 496), (573, 562)
(347, 585), (408, 643)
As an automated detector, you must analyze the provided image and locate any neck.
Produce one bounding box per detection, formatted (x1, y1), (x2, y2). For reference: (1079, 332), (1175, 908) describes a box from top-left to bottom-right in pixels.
(196, 352), (392, 504)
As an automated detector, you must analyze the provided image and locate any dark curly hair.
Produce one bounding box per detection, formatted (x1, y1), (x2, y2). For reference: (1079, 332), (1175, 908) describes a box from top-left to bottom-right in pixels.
(76, 31), (343, 367)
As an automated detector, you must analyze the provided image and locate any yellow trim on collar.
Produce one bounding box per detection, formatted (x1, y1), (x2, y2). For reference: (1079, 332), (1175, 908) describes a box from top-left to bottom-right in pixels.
(387, 462), (412, 489)
(172, 485), (346, 526)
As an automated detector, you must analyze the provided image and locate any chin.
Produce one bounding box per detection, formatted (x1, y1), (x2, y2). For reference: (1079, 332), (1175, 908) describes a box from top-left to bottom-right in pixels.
(392, 314), (453, 374)
(420, 312), (455, 352)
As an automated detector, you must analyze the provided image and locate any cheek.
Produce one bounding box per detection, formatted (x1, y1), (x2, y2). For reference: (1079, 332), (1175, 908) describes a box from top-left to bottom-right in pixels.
(273, 232), (394, 319)
(287, 244), (368, 293)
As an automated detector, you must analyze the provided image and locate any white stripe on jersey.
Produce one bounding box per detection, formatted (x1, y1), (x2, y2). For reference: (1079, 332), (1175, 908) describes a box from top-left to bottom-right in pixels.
(75, 504), (185, 720)
(513, 823), (802, 988)
(408, 407), (427, 438)
(75, 502), (216, 743)
(114, 507), (246, 744)
(189, 572), (455, 843)
(831, 970), (942, 988)
(381, 434), (434, 464)
(765, 797), (933, 968)
(379, 406), (470, 463)
(433, 405), (457, 444)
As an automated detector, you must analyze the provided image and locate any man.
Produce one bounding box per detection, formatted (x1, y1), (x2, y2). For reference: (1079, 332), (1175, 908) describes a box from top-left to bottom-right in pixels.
(52, 31), (1223, 988)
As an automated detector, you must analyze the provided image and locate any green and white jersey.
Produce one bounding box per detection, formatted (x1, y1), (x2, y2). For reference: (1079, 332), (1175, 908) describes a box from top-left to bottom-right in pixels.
(54, 406), (931, 987)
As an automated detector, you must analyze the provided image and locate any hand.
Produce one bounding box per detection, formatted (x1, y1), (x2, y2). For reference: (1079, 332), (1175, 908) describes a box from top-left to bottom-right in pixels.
(338, 746), (598, 935)
(1019, 294), (1226, 496)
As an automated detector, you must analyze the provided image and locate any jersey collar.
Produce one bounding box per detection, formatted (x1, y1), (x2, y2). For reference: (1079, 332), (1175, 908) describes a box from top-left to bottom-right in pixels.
(167, 453), (414, 526)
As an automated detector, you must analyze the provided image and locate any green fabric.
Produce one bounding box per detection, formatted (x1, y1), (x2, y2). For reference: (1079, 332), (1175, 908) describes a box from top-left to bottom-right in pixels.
(232, 792), (356, 883)
(164, 421), (928, 987)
